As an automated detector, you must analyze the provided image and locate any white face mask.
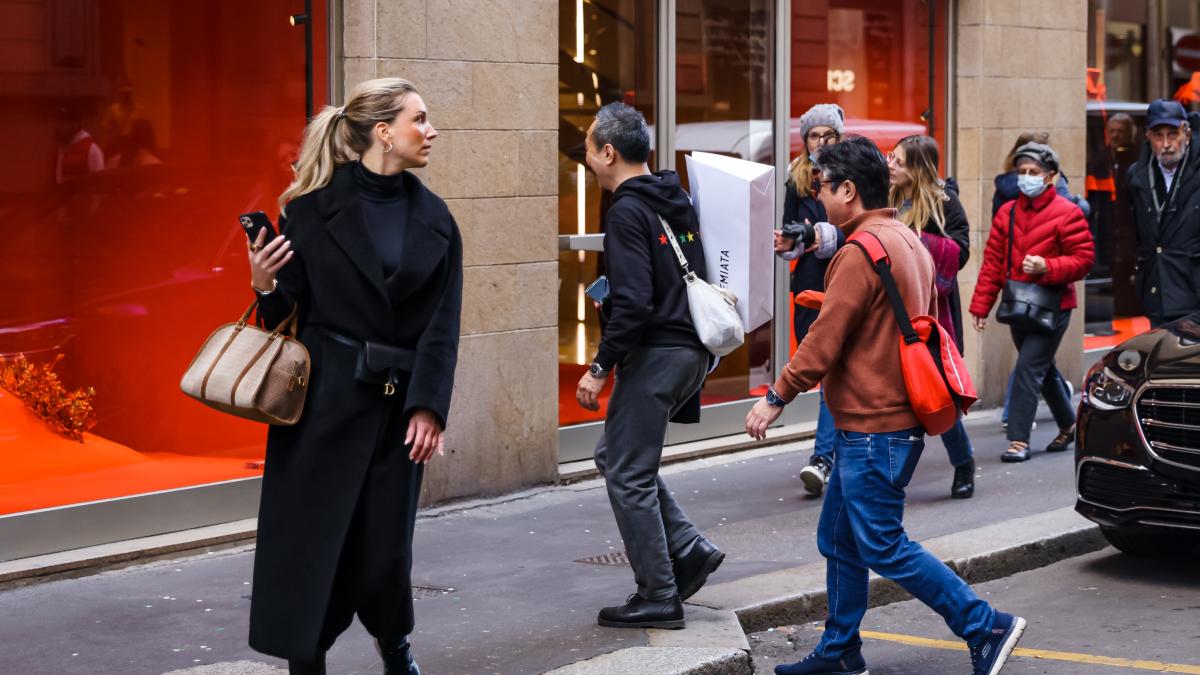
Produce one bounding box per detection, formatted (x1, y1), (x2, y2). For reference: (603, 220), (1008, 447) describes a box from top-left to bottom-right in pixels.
(1017, 173), (1049, 198)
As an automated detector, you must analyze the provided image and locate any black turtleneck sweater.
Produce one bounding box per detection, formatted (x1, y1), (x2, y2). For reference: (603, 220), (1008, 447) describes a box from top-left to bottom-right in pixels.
(353, 161), (409, 277)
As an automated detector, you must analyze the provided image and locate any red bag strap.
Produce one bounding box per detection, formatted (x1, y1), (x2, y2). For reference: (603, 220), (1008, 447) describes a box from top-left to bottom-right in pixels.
(847, 231), (920, 345)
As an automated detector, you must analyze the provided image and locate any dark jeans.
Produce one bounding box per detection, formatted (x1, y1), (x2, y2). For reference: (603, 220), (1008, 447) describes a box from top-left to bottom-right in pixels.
(941, 417), (974, 467)
(810, 391), (836, 465)
(1006, 310), (1077, 443)
(814, 428), (995, 659)
(594, 345), (708, 601)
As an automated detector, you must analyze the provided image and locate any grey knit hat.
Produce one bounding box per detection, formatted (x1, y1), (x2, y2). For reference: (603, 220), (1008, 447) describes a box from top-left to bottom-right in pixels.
(799, 103), (845, 140)
(1013, 141), (1061, 174)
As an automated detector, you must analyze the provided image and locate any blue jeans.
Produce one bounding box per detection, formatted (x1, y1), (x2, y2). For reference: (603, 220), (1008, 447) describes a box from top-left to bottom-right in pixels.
(809, 391), (836, 465)
(814, 428), (996, 659)
(941, 417), (973, 467)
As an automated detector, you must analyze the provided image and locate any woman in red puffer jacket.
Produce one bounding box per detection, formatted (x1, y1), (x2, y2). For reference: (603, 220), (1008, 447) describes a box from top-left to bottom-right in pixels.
(970, 142), (1094, 463)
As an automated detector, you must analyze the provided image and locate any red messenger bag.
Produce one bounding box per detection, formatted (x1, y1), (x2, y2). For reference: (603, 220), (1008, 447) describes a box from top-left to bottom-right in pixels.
(848, 231), (977, 436)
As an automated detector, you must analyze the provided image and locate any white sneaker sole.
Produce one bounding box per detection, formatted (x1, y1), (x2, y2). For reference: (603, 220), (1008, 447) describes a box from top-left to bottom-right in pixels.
(800, 467), (826, 496)
(987, 616), (1027, 675)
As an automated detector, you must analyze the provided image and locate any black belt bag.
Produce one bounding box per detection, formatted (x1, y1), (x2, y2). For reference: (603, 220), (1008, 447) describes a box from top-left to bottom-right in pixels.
(995, 207), (1064, 334)
(317, 327), (415, 396)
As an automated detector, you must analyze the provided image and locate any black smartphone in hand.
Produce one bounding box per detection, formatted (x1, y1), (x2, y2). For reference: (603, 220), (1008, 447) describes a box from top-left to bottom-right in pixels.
(238, 211), (277, 246)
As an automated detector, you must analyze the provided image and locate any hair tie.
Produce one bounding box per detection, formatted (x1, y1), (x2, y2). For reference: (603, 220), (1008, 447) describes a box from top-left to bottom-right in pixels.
(336, 107), (347, 120)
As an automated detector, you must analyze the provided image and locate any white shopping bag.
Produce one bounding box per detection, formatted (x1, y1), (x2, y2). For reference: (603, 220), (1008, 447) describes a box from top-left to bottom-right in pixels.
(684, 151), (776, 332)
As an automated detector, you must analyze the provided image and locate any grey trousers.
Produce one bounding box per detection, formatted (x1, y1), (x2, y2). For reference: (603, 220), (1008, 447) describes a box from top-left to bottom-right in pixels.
(594, 345), (709, 602)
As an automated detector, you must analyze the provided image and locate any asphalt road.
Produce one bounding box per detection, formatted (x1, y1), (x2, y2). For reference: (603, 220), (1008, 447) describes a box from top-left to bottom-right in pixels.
(0, 405), (1083, 675)
(751, 547), (1200, 674)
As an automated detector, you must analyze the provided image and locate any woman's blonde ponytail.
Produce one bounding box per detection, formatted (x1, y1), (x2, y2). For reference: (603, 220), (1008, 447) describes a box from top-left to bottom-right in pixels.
(279, 78), (419, 214)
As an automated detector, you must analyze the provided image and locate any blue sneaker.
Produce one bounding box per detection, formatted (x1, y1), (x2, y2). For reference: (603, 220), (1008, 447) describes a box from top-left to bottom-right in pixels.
(970, 612), (1026, 675)
(775, 651), (868, 675)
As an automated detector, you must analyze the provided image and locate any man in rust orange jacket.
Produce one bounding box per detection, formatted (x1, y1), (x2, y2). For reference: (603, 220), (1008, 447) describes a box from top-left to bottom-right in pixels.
(745, 137), (1025, 675)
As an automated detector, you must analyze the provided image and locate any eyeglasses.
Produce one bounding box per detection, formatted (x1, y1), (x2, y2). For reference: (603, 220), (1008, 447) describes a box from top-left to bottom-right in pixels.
(811, 168), (844, 194)
(807, 131), (840, 145)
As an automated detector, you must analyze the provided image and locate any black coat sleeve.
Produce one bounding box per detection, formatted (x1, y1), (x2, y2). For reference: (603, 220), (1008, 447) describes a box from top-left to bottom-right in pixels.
(782, 181), (800, 224)
(943, 191), (971, 270)
(594, 210), (654, 371)
(404, 219), (464, 430)
(256, 213), (310, 331)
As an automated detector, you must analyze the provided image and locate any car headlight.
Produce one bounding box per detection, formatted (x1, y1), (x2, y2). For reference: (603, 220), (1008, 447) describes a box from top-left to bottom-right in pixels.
(1083, 365), (1135, 411)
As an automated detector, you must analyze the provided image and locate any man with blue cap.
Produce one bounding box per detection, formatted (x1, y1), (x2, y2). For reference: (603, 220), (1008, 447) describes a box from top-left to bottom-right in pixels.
(1125, 98), (1200, 327)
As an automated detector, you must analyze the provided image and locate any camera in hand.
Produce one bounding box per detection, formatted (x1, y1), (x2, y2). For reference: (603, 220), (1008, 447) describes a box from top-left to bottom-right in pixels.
(780, 220), (817, 248)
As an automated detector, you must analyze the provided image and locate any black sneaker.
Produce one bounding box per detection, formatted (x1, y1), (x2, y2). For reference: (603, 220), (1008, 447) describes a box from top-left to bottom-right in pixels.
(598, 594), (685, 629)
(1045, 426), (1075, 453)
(970, 612), (1026, 675)
(774, 651), (869, 675)
(672, 537), (725, 601)
(800, 456), (832, 496)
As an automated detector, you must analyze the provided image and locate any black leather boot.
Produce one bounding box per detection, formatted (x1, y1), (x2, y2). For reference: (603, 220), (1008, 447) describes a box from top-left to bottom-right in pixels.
(672, 537), (725, 601)
(598, 593), (685, 629)
(376, 637), (421, 675)
(951, 458), (975, 499)
(287, 657), (326, 675)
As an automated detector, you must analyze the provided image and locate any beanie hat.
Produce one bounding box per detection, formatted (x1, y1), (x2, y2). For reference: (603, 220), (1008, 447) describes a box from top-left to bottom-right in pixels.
(1013, 141), (1061, 174)
(799, 104), (845, 140)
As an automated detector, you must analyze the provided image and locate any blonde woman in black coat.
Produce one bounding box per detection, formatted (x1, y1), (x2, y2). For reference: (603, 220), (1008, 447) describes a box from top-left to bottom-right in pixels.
(245, 77), (462, 675)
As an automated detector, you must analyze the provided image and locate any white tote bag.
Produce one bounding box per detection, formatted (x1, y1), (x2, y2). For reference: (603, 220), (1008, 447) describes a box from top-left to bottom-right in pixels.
(658, 216), (745, 357)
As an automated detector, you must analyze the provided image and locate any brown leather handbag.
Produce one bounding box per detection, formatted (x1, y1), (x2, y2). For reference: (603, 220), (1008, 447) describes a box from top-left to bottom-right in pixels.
(180, 300), (310, 425)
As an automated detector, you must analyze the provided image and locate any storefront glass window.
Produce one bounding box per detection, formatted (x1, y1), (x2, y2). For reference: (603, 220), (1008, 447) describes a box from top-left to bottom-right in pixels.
(557, 0), (657, 427)
(675, 0), (777, 405)
(0, 1), (328, 516)
(1084, 0), (1200, 346)
(785, 0), (945, 355)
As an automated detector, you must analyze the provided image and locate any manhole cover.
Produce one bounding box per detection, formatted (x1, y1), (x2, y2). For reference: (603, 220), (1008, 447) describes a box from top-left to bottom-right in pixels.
(575, 551), (630, 566)
(412, 584), (455, 600)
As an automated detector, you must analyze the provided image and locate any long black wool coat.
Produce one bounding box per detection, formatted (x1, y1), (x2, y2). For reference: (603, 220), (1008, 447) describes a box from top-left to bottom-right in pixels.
(247, 163), (462, 661)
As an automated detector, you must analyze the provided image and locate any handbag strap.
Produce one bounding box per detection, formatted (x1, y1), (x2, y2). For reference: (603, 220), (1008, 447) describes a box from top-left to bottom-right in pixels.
(237, 299), (300, 339)
(657, 216), (692, 277)
(848, 232), (920, 346)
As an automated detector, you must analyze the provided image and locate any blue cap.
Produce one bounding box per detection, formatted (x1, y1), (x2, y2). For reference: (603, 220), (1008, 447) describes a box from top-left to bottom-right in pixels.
(1146, 98), (1187, 129)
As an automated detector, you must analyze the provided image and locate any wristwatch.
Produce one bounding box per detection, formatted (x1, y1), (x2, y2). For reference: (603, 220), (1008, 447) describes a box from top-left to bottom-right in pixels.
(765, 386), (788, 408)
(588, 362), (609, 378)
(253, 278), (278, 295)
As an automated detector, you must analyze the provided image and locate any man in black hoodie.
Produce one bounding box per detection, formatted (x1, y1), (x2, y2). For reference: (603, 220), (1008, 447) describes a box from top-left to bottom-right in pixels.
(576, 102), (724, 630)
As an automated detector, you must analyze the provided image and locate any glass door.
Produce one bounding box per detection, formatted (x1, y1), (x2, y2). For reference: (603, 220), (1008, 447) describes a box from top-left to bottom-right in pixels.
(557, 0), (659, 460)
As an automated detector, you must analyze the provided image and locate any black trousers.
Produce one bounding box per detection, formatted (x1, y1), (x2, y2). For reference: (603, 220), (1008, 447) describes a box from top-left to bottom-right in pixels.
(1006, 310), (1077, 443)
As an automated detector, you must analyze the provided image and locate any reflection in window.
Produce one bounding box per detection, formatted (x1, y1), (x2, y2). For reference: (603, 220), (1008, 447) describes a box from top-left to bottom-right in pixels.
(558, 0), (657, 427)
(0, 1), (328, 515)
(676, 0), (776, 404)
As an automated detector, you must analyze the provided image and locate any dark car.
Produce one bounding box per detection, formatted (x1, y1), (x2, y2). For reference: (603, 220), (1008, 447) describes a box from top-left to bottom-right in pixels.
(1075, 312), (1200, 556)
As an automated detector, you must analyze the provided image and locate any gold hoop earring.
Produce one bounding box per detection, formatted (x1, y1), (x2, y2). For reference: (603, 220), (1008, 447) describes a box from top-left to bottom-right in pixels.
(383, 141), (393, 153)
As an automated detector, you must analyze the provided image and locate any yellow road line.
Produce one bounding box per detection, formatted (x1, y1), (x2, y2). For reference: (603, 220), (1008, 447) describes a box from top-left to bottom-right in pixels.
(854, 629), (1200, 674)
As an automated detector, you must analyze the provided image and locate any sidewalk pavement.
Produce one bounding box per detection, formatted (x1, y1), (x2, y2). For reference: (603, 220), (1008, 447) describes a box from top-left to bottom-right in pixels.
(0, 405), (1101, 675)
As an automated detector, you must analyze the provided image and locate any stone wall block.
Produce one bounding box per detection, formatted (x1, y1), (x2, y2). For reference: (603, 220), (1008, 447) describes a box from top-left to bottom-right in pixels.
(460, 262), (558, 336)
(473, 62), (559, 130)
(378, 0), (428, 59)
(422, 130), (521, 199)
(448, 197), (558, 267)
(343, 0), (376, 58)
(377, 59), (474, 129)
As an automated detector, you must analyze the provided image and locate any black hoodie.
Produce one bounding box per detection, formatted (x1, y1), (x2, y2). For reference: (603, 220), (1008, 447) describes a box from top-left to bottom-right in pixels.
(594, 171), (707, 371)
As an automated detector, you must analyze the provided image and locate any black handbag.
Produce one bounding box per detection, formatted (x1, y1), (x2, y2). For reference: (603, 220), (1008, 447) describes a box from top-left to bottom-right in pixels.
(995, 207), (1064, 334)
